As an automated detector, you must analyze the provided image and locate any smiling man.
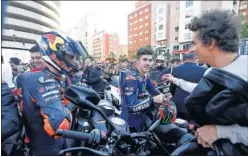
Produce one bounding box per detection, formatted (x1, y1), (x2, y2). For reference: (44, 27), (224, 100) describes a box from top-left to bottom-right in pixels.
(119, 46), (185, 145)
(29, 44), (46, 72)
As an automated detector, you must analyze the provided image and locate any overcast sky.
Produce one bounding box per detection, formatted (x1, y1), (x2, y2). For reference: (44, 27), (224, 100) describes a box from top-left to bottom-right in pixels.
(60, 1), (135, 45)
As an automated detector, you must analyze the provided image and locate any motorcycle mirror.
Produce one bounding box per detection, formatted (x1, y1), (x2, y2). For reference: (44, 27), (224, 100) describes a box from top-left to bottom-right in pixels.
(65, 85), (100, 110)
(65, 85), (117, 132)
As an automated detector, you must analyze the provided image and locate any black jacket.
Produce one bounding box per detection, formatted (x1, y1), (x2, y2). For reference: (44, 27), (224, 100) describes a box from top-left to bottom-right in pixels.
(185, 68), (248, 126)
(1, 81), (21, 141)
(86, 66), (105, 93)
(169, 63), (206, 119)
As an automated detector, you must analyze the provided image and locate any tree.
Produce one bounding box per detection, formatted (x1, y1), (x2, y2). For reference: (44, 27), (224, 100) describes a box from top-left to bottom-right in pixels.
(241, 14), (248, 39)
(119, 55), (128, 62)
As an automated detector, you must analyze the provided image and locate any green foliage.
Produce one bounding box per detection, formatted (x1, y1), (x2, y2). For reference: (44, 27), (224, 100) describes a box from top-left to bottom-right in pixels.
(119, 55), (128, 62)
(241, 14), (248, 39)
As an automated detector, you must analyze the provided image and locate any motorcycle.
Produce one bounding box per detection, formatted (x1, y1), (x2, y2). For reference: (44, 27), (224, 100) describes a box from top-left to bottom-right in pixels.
(56, 85), (224, 156)
(104, 75), (121, 115)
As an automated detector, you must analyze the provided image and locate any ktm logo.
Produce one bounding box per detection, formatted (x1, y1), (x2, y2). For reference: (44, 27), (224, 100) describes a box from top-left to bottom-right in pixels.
(50, 53), (73, 72)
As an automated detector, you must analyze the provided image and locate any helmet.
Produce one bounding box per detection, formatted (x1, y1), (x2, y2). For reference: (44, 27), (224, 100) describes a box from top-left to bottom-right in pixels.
(156, 55), (165, 61)
(36, 31), (87, 76)
(155, 55), (165, 68)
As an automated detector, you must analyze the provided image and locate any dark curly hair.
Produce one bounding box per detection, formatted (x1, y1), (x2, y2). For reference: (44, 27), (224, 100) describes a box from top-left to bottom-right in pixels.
(189, 10), (241, 53)
(136, 46), (154, 59)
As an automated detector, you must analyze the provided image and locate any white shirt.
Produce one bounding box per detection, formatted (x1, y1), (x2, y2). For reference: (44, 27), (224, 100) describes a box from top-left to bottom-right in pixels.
(2, 63), (15, 88)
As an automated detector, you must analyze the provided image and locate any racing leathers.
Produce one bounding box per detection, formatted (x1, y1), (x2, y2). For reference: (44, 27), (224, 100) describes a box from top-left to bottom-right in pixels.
(120, 69), (185, 143)
(15, 69), (72, 155)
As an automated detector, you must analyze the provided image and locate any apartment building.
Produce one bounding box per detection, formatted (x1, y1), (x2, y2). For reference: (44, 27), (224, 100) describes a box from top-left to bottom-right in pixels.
(239, 0), (248, 21)
(92, 31), (120, 61)
(120, 45), (128, 56)
(174, 1), (239, 59)
(128, 2), (152, 59)
(151, 1), (169, 55)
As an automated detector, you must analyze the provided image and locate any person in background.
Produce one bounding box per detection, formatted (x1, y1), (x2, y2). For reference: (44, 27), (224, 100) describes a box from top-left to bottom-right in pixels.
(149, 55), (168, 86)
(9, 57), (21, 79)
(162, 52), (206, 120)
(29, 44), (46, 72)
(82, 59), (106, 94)
(2, 55), (15, 88)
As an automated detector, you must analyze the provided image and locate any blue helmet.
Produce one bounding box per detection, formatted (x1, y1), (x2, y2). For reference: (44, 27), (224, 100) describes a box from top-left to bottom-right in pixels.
(36, 31), (87, 76)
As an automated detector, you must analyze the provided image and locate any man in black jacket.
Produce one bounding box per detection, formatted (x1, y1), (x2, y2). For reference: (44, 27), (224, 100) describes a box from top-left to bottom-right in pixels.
(162, 52), (206, 120)
(83, 60), (105, 94)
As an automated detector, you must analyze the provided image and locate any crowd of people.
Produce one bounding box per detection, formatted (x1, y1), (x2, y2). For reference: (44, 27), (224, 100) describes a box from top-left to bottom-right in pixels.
(1, 9), (248, 156)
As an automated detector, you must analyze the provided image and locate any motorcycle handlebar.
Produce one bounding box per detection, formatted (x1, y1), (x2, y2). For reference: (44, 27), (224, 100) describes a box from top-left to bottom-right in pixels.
(56, 129), (93, 142)
(58, 147), (109, 156)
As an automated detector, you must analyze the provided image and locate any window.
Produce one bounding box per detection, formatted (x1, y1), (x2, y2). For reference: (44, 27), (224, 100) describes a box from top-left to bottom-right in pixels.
(184, 33), (192, 41)
(145, 23), (148, 26)
(129, 22), (133, 26)
(159, 17), (163, 22)
(139, 18), (143, 22)
(159, 8), (164, 14)
(145, 8), (149, 12)
(134, 33), (138, 37)
(185, 24), (189, 29)
(140, 39), (143, 42)
(145, 15), (148, 19)
(186, 1), (193, 8)
(139, 32), (143, 35)
(175, 37), (178, 41)
(176, 6), (179, 11)
(134, 27), (138, 30)
(145, 37), (148, 40)
(129, 35), (132, 38)
(240, 5), (247, 10)
(139, 25), (143, 29)
(185, 10), (193, 18)
(183, 43), (191, 50)
(134, 13), (137, 17)
(145, 30), (149, 34)
(173, 45), (179, 50)
(175, 26), (179, 32)
(158, 32), (163, 38)
(159, 25), (163, 30)
(134, 20), (138, 24)
(129, 16), (133, 20)
(129, 28), (132, 32)
(139, 11), (143, 15)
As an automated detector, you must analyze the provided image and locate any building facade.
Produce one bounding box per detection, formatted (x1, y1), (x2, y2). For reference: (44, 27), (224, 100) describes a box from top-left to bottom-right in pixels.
(92, 31), (120, 61)
(151, 1), (169, 55)
(68, 11), (101, 56)
(239, 0), (248, 21)
(174, 1), (239, 59)
(2, 1), (60, 63)
(119, 45), (128, 56)
(128, 2), (152, 60)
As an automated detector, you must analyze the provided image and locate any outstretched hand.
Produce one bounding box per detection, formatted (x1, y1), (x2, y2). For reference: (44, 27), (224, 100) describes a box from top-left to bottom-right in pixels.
(161, 74), (175, 82)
